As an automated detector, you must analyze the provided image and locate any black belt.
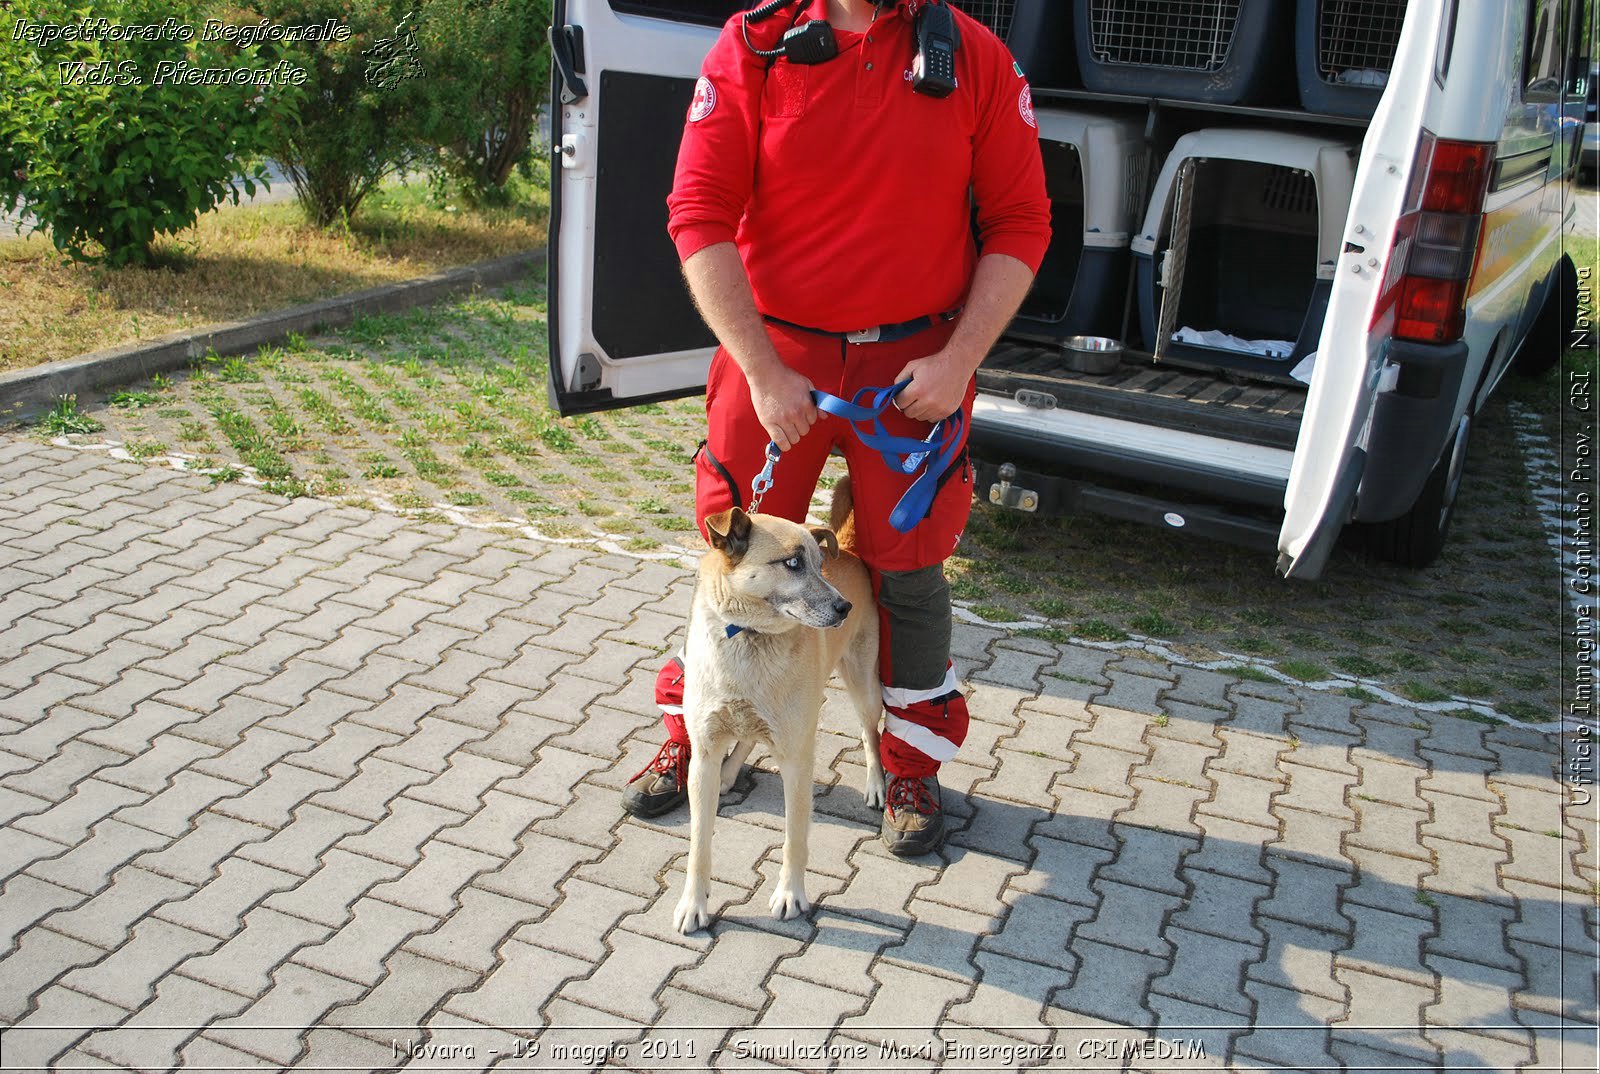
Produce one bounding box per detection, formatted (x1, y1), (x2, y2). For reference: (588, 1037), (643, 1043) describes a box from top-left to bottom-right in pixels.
(763, 308), (960, 344)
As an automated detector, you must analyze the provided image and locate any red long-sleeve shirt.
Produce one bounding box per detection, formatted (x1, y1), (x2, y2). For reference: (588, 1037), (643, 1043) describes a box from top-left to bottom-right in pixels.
(666, 0), (1051, 334)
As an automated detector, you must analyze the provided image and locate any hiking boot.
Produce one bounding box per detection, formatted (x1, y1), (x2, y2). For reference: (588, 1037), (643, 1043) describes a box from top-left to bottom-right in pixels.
(622, 739), (689, 818)
(880, 774), (944, 857)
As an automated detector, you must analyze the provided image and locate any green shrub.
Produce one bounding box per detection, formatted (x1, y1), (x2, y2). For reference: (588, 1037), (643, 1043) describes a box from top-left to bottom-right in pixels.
(0, 0), (293, 265)
(249, 0), (430, 226)
(413, 0), (552, 206)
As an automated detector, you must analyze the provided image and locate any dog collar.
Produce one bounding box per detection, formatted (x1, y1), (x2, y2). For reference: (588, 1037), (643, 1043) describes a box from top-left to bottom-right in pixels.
(724, 624), (752, 639)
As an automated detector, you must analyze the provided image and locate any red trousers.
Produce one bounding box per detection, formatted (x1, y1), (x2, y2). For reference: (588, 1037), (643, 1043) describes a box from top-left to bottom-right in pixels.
(656, 320), (974, 779)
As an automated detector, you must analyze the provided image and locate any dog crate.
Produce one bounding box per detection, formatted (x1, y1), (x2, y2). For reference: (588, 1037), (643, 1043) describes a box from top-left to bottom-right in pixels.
(1010, 108), (1145, 346)
(1296, 0), (1408, 117)
(958, 0), (1077, 88)
(1073, 0), (1294, 105)
(1132, 129), (1358, 381)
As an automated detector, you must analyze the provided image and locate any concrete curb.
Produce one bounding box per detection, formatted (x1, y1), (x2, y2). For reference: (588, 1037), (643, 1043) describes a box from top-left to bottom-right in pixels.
(0, 248), (542, 421)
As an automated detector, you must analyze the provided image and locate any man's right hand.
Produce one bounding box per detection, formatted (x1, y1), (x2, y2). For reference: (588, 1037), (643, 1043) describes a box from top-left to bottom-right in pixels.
(746, 362), (818, 452)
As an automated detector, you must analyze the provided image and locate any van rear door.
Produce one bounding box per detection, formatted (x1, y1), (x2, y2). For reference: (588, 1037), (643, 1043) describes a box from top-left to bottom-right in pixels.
(1276, 0), (1447, 579)
(547, 1), (733, 415)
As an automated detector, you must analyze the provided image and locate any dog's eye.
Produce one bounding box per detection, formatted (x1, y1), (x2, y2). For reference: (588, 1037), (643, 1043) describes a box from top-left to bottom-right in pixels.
(784, 555), (803, 571)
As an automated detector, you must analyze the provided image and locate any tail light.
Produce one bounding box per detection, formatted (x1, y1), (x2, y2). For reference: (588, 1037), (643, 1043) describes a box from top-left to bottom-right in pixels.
(1377, 133), (1494, 344)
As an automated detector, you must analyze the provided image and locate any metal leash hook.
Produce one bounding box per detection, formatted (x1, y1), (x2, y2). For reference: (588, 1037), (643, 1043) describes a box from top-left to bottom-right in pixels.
(747, 441), (781, 515)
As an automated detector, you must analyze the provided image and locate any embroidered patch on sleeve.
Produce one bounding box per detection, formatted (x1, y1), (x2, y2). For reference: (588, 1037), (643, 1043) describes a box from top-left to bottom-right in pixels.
(689, 76), (717, 122)
(1013, 60), (1025, 78)
(1018, 84), (1036, 128)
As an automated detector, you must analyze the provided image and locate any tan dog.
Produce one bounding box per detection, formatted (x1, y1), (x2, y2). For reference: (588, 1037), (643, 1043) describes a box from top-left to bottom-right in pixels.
(673, 480), (883, 934)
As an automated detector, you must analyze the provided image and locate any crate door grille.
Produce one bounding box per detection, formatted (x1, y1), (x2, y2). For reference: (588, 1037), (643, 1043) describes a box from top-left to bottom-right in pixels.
(1317, 0), (1407, 84)
(1089, 0), (1242, 71)
(954, 0), (1016, 43)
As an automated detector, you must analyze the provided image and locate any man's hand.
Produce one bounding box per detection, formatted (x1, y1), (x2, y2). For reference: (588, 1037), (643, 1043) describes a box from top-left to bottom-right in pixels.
(748, 362), (818, 451)
(892, 351), (971, 424)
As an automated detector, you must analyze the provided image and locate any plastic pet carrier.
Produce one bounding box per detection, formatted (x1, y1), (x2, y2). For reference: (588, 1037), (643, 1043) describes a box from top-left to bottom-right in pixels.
(1010, 109), (1145, 346)
(1132, 128), (1358, 382)
(1073, 0), (1294, 105)
(958, 0), (1077, 89)
(1295, 0), (1408, 117)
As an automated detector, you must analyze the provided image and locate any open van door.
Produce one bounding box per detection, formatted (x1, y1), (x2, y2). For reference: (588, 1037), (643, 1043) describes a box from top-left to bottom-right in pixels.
(1276, 0), (1447, 579)
(547, 1), (735, 415)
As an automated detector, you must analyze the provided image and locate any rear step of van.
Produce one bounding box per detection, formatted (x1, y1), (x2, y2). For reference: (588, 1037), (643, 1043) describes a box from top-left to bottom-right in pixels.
(978, 342), (1307, 449)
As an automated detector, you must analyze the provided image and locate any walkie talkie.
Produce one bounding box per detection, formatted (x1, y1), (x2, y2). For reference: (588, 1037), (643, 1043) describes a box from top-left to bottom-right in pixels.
(912, 1), (960, 98)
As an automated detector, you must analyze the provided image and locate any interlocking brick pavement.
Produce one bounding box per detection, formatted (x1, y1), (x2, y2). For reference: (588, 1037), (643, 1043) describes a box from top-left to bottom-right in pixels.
(0, 437), (1591, 1072)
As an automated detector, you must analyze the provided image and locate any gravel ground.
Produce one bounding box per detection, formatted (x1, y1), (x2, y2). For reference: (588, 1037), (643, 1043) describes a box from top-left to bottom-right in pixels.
(32, 275), (1560, 723)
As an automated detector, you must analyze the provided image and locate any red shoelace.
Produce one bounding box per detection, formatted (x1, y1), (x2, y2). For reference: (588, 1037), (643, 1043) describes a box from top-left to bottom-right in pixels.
(887, 775), (939, 816)
(628, 739), (689, 785)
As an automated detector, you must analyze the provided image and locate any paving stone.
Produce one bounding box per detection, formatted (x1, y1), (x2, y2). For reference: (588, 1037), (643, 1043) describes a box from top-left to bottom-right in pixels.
(308, 758), (435, 822)
(474, 831), (606, 908)
(840, 958), (975, 1039)
(0, 927), (109, 1021)
(436, 791), (556, 861)
(13, 778), (146, 846)
(180, 905), (335, 996)
(572, 822), (687, 899)
(669, 926), (806, 1011)
(977, 889), (1093, 972)
(1075, 879), (1182, 958)
(368, 840), (500, 918)
(1331, 967), (1441, 1063)
(2, 740), (123, 801)
(1257, 857), (1352, 937)
(369, 716), (492, 775)
(1504, 878), (1597, 954)
(1268, 805), (1354, 867)
(179, 1034), (295, 1070)
(1232, 980), (1341, 1069)
(1421, 834), (1515, 903)
(338, 798), (468, 868)
(1245, 917), (1346, 1005)
(1423, 954), (1530, 1044)
(1169, 869), (1268, 946)
(511, 878), (647, 963)
(556, 929), (703, 1025)
(1148, 925), (1258, 1018)
(0, 873), (85, 954)
(321, 949), (480, 1047)
(61, 917), (220, 1010)
(530, 782), (629, 851)
(77, 974), (249, 1070)
(1053, 742), (1141, 801)
(917, 845), (1031, 914)
(1097, 826), (1194, 898)
(1425, 891), (1520, 971)
(292, 896), (438, 986)
(43, 864), (192, 950)
(275, 720), (397, 779)
(29, 819), (172, 897)
(512, 671), (616, 726)
(204, 965), (364, 1066)
(2, 984), (128, 1070)
(162, 694), (287, 752)
(134, 813), (273, 886)
(211, 764), (342, 829)
(404, 886), (547, 974)
(816, 845), (933, 929)
(882, 897), (995, 982)
(1420, 789), (1507, 849)
(432, 677), (532, 732)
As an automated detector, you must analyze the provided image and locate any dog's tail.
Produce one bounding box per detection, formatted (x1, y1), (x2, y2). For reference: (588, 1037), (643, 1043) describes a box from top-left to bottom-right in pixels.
(829, 475), (859, 554)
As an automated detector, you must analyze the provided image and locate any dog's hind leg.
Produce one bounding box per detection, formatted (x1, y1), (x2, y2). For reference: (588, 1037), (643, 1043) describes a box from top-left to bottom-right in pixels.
(769, 748), (815, 921)
(719, 740), (755, 795)
(674, 732), (728, 935)
(842, 650), (886, 809)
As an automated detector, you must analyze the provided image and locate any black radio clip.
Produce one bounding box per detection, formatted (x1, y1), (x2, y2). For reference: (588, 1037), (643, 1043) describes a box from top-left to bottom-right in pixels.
(741, 0), (960, 93)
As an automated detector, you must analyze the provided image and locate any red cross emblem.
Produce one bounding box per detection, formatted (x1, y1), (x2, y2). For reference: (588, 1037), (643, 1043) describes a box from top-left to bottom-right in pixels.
(689, 77), (717, 123)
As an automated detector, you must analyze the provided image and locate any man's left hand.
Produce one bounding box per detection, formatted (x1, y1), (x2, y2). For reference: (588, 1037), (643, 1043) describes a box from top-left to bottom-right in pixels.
(893, 351), (972, 423)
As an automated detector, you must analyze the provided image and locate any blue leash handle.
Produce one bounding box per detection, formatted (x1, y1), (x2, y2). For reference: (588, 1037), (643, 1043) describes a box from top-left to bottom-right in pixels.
(756, 380), (966, 534)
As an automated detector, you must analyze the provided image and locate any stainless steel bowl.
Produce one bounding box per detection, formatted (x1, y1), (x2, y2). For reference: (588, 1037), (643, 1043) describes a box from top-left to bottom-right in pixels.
(1062, 335), (1124, 375)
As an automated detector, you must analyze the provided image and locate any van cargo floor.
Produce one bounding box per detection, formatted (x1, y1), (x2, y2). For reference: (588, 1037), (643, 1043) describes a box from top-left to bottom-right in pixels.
(977, 343), (1308, 449)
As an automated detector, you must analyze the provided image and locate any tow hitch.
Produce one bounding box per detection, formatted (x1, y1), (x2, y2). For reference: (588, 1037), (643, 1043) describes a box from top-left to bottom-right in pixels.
(988, 463), (1039, 513)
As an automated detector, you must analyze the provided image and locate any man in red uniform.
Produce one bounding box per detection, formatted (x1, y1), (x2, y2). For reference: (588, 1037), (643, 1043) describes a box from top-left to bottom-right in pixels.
(623, 0), (1050, 857)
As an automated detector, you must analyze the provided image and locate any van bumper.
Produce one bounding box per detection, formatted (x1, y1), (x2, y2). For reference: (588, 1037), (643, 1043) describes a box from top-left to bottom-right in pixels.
(1351, 338), (1470, 523)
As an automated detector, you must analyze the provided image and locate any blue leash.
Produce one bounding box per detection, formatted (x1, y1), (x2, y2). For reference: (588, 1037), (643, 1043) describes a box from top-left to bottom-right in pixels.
(747, 380), (966, 534)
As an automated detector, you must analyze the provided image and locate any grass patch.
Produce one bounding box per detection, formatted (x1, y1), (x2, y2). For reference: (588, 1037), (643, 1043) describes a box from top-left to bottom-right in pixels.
(1221, 664), (1277, 684)
(0, 178), (548, 373)
(1279, 660), (1328, 682)
(1343, 686), (1380, 702)
(1399, 681), (1451, 704)
(109, 390), (158, 409)
(1077, 619), (1129, 642)
(38, 395), (102, 435)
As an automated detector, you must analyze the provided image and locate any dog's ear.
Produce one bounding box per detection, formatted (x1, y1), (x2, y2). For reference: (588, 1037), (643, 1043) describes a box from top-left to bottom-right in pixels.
(809, 526), (839, 560)
(704, 508), (752, 560)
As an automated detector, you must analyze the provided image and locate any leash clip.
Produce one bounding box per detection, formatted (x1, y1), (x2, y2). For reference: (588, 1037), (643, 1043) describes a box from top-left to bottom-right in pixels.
(747, 441), (782, 514)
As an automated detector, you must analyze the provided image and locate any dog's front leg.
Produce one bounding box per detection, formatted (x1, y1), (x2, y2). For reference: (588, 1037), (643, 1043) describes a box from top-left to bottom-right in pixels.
(719, 740), (755, 795)
(673, 734), (724, 935)
(769, 750), (815, 920)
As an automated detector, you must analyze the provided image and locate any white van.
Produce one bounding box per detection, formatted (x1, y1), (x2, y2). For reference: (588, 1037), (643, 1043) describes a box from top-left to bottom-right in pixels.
(546, 0), (1585, 579)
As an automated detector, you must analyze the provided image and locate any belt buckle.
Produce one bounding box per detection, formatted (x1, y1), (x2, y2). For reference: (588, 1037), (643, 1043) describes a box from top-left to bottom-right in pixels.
(845, 326), (881, 344)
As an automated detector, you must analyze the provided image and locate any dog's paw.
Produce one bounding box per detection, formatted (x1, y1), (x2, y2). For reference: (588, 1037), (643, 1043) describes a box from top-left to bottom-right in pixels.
(673, 895), (711, 935)
(768, 883), (811, 921)
(862, 767), (886, 810)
